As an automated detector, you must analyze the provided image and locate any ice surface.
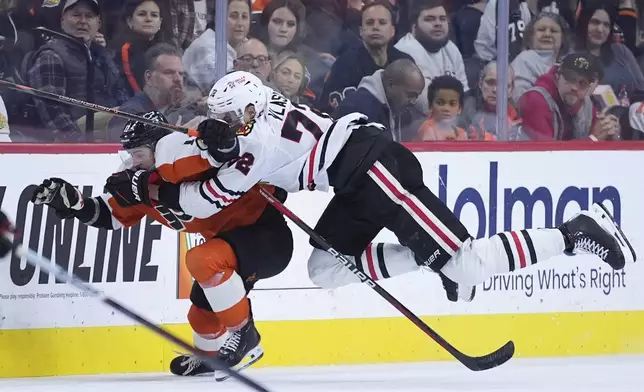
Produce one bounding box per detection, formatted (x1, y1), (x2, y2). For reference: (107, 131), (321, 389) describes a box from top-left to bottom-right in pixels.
(0, 355), (641, 392)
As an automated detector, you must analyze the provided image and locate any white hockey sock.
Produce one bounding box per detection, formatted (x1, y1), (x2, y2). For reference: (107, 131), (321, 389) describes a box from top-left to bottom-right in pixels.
(441, 228), (567, 287)
(307, 243), (419, 289)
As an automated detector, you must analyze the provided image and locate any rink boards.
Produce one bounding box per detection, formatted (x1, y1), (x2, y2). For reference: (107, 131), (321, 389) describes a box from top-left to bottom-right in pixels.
(0, 142), (643, 377)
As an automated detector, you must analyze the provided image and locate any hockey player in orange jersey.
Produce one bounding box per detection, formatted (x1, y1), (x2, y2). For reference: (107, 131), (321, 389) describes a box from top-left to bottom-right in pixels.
(30, 111), (293, 379)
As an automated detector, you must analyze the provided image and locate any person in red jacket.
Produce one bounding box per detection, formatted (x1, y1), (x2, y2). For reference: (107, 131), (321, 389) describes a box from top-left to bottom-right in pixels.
(519, 52), (619, 141)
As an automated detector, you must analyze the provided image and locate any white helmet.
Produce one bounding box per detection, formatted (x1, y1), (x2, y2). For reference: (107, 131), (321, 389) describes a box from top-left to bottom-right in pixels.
(207, 71), (267, 125)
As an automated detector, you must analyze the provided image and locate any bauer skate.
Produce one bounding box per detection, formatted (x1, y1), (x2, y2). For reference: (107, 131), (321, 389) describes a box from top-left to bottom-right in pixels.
(415, 255), (476, 302)
(438, 271), (476, 302)
(169, 353), (214, 376)
(214, 319), (264, 382)
(559, 202), (636, 270)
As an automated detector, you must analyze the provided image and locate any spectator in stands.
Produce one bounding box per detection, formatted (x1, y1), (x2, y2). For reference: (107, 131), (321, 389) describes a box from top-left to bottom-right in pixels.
(519, 52), (620, 140)
(451, 0), (487, 88)
(107, 43), (202, 141)
(302, 0), (361, 58)
(318, 0), (412, 113)
(333, 58), (425, 142)
(110, 0), (166, 96)
(27, 0), (128, 142)
(233, 38), (272, 82)
(269, 51), (312, 104)
(511, 12), (570, 102)
(394, 0), (469, 116)
(575, 2), (644, 103)
(183, 0), (250, 93)
(0, 93), (10, 142)
(163, 0), (215, 50)
(581, 0), (640, 56)
(255, 0), (306, 59)
(254, 0), (329, 102)
(606, 103), (642, 140)
(452, 0), (486, 59)
(300, 0), (363, 99)
(417, 75), (468, 141)
(474, 0), (576, 63)
(462, 61), (525, 140)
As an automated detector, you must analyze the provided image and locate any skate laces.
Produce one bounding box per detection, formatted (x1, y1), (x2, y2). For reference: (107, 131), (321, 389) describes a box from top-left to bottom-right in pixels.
(221, 331), (242, 353)
(179, 354), (202, 375)
(574, 237), (609, 261)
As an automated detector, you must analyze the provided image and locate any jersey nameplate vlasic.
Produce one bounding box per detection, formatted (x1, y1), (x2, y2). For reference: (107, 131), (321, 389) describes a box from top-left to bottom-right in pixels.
(237, 120), (255, 136)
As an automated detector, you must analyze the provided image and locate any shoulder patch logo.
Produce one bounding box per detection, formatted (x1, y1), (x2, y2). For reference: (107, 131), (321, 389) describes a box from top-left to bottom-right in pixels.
(236, 120), (255, 136)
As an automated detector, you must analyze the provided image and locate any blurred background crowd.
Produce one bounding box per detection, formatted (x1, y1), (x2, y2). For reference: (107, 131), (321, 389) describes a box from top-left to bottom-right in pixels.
(0, 0), (643, 143)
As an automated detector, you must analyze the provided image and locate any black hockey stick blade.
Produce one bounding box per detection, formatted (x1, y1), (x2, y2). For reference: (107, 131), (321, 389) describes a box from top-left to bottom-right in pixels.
(455, 340), (515, 371)
(256, 186), (515, 371)
(0, 235), (272, 392)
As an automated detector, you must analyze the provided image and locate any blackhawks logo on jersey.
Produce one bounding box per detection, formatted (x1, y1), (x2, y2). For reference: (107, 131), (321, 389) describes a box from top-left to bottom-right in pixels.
(237, 120), (255, 136)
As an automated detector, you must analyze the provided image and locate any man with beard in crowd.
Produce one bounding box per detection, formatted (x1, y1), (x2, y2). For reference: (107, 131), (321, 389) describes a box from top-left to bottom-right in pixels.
(107, 43), (202, 141)
(317, 0), (412, 113)
(394, 0), (469, 115)
(519, 52), (619, 140)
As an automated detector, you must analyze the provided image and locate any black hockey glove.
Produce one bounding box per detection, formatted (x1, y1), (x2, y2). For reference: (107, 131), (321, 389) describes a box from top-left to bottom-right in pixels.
(196, 119), (239, 162)
(31, 178), (84, 219)
(0, 210), (15, 258)
(104, 169), (160, 207)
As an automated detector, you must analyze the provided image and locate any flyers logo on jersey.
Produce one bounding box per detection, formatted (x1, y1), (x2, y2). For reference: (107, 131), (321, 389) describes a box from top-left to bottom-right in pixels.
(236, 120), (255, 136)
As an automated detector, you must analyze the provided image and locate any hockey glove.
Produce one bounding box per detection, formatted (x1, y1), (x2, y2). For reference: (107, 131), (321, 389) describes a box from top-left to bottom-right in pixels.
(104, 169), (160, 207)
(0, 210), (15, 258)
(196, 119), (239, 162)
(31, 177), (84, 219)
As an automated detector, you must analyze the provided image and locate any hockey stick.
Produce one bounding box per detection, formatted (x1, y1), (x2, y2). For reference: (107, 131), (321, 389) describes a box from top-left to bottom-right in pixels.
(0, 79), (199, 137)
(256, 186), (515, 371)
(2, 77), (514, 370)
(0, 235), (272, 392)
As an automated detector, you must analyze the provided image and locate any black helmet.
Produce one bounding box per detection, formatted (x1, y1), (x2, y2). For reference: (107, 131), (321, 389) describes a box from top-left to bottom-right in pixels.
(120, 111), (172, 150)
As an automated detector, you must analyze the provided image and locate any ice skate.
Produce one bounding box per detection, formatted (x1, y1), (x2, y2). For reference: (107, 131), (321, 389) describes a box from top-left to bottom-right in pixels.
(414, 254), (475, 302)
(438, 271), (476, 302)
(169, 353), (215, 376)
(559, 203), (636, 270)
(214, 319), (264, 382)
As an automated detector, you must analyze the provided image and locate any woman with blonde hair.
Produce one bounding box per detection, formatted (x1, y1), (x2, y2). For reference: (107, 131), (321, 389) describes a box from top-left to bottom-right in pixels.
(268, 51), (313, 104)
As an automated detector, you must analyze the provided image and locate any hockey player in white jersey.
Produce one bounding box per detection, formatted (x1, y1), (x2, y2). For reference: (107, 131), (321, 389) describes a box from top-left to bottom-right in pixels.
(143, 71), (635, 360)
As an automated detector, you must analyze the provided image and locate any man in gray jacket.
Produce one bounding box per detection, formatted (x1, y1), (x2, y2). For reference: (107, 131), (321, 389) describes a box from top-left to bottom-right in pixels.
(333, 59), (425, 142)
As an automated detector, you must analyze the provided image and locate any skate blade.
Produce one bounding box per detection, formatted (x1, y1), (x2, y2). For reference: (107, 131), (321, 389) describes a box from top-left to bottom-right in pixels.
(214, 344), (264, 382)
(592, 203), (637, 265)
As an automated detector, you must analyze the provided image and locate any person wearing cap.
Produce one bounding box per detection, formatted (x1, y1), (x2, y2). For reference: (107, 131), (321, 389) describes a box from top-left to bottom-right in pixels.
(518, 52), (620, 141)
(25, 0), (128, 141)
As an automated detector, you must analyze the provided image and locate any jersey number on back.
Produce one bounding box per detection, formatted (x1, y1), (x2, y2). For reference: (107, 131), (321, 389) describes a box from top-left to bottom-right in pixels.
(280, 103), (329, 143)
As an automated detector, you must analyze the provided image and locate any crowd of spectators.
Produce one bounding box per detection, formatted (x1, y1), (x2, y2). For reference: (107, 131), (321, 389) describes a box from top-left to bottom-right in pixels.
(0, 0), (643, 143)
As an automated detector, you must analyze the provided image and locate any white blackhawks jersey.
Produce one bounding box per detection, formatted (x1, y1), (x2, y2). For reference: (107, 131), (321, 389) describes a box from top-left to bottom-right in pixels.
(178, 87), (367, 219)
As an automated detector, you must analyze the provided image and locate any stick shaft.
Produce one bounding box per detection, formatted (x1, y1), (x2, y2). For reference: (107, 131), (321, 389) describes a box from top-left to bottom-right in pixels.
(0, 79), (198, 137)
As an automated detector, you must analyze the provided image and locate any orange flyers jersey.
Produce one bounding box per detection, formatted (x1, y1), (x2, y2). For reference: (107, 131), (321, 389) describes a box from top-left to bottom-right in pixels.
(102, 132), (273, 238)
